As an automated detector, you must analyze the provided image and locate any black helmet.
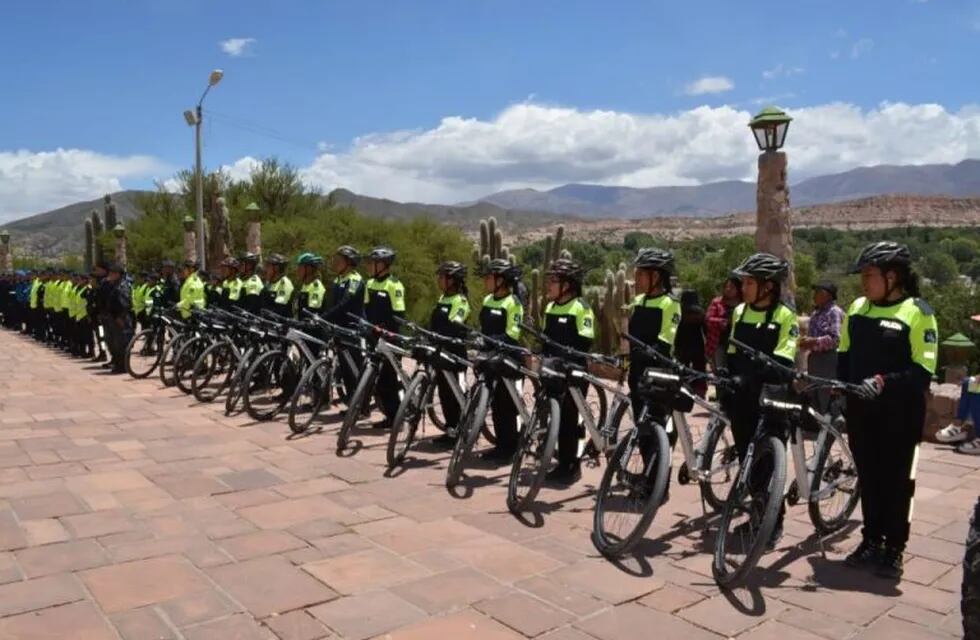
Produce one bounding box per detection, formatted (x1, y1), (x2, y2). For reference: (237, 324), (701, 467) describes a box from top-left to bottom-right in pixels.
(265, 253), (287, 267)
(633, 248), (675, 275)
(732, 253), (789, 282)
(220, 256), (240, 269)
(849, 241), (912, 274)
(239, 251), (259, 264)
(368, 246), (396, 265)
(336, 245), (360, 265)
(545, 258), (585, 286)
(481, 258), (522, 284)
(437, 260), (467, 281)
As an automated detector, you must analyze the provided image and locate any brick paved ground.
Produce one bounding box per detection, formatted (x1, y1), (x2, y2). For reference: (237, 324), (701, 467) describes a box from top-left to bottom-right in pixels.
(0, 328), (974, 639)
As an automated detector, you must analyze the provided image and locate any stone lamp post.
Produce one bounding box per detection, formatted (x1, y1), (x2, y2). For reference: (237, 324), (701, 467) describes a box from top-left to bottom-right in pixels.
(245, 202), (262, 258)
(750, 106), (796, 302)
(183, 215), (197, 264)
(112, 224), (128, 269)
(0, 230), (11, 273)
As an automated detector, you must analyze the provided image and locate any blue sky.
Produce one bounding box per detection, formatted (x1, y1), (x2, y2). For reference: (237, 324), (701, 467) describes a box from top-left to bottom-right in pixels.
(1, 0), (979, 221)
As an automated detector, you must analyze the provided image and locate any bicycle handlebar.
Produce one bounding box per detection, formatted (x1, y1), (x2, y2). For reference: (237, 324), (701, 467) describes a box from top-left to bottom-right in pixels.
(728, 337), (863, 394)
(520, 323), (621, 369)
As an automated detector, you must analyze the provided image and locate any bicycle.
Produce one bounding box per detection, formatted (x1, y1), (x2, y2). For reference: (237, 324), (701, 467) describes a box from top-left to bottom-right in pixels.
(190, 308), (255, 403)
(286, 310), (364, 435)
(224, 313), (283, 416)
(336, 314), (413, 453)
(712, 337), (863, 588)
(386, 318), (471, 468)
(125, 308), (176, 379)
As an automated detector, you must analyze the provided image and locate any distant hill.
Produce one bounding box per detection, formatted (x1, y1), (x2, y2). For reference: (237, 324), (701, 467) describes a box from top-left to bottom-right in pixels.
(478, 159), (980, 218)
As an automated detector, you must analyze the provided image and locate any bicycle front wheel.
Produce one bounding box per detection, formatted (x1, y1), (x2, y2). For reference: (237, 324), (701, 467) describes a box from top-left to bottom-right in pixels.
(243, 350), (293, 422)
(192, 341), (239, 403)
(337, 362), (377, 452)
(506, 397), (560, 514)
(175, 336), (210, 395)
(126, 328), (165, 379)
(446, 384), (490, 489)
(288, 357), (333, 435)
(712, 434), (785, 588)
(387, 372), (429, 468)
(698, 416), (739, 513)
(591, 422), (671, 558)
(807, 426), (859, 534)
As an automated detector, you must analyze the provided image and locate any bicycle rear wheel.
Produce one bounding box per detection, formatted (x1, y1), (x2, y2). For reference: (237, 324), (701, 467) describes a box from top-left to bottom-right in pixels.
(698, 416), (739, 513)
(288, 358), (333, 435)
(243, 350), (293, 422)
(387, 372), (429, 468)
(446, 384), (490, 489)
(126, 328), (165, 379)
(158, 336), (184, 388)
(192, 341), (239, 403)
(591, 422), (671, 557)
(175, 337), (210, 395)
(712, 434), (785, 588)
(337, 362), (377, 452)
(807, 426), (859, 534)
(224, 349), (254, 416)
(506, 397), (560, 514)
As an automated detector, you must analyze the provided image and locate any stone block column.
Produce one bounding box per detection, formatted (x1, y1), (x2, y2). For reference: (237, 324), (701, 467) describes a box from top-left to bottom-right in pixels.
(755, 151), (797, 303)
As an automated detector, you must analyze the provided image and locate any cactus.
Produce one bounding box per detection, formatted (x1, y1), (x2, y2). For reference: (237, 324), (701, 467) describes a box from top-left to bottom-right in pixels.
(84, 219), (94, 272)
(103, 194), (118, 230)
(91, 210), (105, 266)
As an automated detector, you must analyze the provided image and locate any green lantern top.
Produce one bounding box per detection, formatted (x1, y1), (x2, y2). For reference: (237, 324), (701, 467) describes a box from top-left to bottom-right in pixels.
(245, 202), (260, 211)
(749, 106), (793, 151)
(942, 333), (975, 349)
(0, 230), (9, 244)
(112, 223), (126, 238)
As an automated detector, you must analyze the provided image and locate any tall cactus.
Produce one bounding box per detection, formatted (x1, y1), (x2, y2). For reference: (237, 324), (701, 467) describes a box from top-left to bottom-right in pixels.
(528, 224), (567, 327)
(84, 219), (94, 272)
(103, 194), (118, 230)
(91, 210), (105, 266)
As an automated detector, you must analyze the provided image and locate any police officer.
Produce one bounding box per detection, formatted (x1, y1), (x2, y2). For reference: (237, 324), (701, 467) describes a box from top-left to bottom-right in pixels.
(262, 254), (294, 317)
(295, 253), (327, 316)
(159, 259), (181, 309)
(541, 258), (596, 485)
(220, 258), (244, 309)
(93, 264), (113, 364)
(364, 247), (405, 429)
(838, 242), (938, 580)
(429, 261), (471, 447)
(104, 263), (133, 374)
(478, 259), (524, 461)
(239, 252), (264, 314)
(176, 260), (207, 319)
(627, 249), (681, 468)
(142, 272), (162, 319)
(726, 253), (799, 548)
(73, 272), (94, 358)
(324, 246), (365, 403)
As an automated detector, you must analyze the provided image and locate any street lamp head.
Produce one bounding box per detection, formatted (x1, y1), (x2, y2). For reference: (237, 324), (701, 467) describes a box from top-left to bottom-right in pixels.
(208, 69), (224, 87)
(0, 230), (9, 245)
(183, 109), (198, 126)
(182, 215), (196, 232)
(749, 106), (792, 152)
(112, 223), (126, 239)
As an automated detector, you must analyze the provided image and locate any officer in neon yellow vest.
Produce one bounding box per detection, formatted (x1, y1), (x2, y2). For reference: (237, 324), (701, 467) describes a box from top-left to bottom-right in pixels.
(131, 272), (148, 329)
(262, 253), (294, 318)
(295, 253), (326, 317)
(176, 260), (206, 319)
(220, 257), (244, 309)
(238, 252), (264, 315)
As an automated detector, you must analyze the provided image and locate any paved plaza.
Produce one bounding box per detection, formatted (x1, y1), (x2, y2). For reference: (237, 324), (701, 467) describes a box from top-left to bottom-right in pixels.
(0, 329), (974, 639)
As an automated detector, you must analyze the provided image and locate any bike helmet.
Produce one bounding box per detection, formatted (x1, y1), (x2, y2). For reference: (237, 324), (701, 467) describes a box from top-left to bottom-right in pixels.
(633, 248), (676, 275)
(732, 253), (789, 282)
(239, 251), (259, 264)
(368, 246), (396, 265)
(437, 260), (467, 281)
(264, 253), (287, 267)
(481, 258), (523, 284)
(336, 245), (360, 265)
(849, 241), (912, 274)
(545, 257), (586, 286)
(220, 256), (240, 269)
(296, 252), (319, 266)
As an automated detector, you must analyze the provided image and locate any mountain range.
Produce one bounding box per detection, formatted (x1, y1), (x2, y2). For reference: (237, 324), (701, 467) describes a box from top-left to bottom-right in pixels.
(5, 159), (980, 257)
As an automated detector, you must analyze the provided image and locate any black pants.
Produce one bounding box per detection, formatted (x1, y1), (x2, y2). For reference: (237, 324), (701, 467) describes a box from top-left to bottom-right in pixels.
(557, 379), (589, 468)
(337, 347), (363, 404)
(435, 369), (463, 432)
(847, 395), (923, 549)
(731, 382), (786, 527)
(628, 371), (676, 476)
(491, 377), (519, 454)
(376, 357), (401, 423)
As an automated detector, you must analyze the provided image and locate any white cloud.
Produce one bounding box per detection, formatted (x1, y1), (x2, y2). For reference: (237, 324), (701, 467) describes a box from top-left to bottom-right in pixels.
(0, 149), (167, 223)
(683, 76), (735, 96)
(293, 101), (980, 203)
(220, 37), (256, 57)
(762, 64), (805, 80)
(851, 38), (874, 59)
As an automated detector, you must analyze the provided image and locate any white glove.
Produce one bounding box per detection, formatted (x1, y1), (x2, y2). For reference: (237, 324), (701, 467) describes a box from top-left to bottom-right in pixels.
(856, 376), (884, 400)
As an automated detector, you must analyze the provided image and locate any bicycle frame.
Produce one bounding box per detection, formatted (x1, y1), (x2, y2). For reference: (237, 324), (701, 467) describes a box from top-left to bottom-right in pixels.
(669, 388), (732, 484)
(566, 366), (629, 456)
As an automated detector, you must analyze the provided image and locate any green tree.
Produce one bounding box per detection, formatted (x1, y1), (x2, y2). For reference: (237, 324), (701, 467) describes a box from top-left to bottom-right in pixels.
(919, 251), (959, 286)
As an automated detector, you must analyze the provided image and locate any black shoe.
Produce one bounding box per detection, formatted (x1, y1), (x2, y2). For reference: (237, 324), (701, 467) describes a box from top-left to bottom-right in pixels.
(845, 538), (883, 568)
(431, 433), (456, 448)
(100, 363), (114, 370)
(545, 463), (581, 486)
(875, 546), (904, 580)
(94, 353), (107, 362)
(480, 447), (514, 463)
(109, 368), (126, 375)
(372, 419), (391, 430)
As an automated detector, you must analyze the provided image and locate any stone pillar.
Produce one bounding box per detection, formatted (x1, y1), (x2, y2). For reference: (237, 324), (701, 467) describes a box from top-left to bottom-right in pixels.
(755, 151), (796, 303)
(182, 216), (197, 264)
(245, 202), (262, 258)
(0, 231), (11, 272)
(112, 224), (127, 269)
(207, 196), (232, 269)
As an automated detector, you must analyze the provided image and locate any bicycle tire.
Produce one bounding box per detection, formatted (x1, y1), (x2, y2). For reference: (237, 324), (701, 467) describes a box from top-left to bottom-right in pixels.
(712, 434), (785, 588)
(224, 347), (254, 416)
(243, 350), (292, 422)
(287, 357), (333, 435)
(158, 336), (184, 388)
(588, 381), (609, 439)
(964, 498), (980, 639)
(698, 416), (739, 513)
(192, 341), (238, 403)
(125, 328), (164, 379)
(424, 370), (452, 433)
(446, 384), (491, 489)
(337, 362), (377, 452)
(807, 427), (860, 534)
(387, 371), (429, 468)
(506, 396), (560, 514)
(591, 422), (671, 557)
(175, 336), (210, 395)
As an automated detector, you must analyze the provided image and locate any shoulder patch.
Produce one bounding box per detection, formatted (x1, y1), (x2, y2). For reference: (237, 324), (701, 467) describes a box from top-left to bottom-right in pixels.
(914, 298), (935, 316)
(924, 328), (938, 344)
(789, 324), (800, 337)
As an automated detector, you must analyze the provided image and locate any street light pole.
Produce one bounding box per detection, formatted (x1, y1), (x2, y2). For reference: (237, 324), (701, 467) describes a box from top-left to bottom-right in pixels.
(185, 69), (224, 273)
